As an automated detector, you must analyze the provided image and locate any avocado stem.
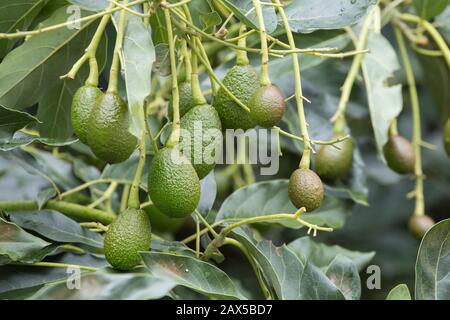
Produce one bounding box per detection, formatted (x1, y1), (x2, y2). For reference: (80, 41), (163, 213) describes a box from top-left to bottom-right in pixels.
(330, 10), (374, 124)
(252, 0), (271, 86)
(236, 24), (250, 66)
(181, 38), (192, 82)
(164, 4), (181, 147)
(394, 27), (425, 217)
(389, 118), (399, 136)
(107, 0), (128, 94)
(273, 0), (312, 168)
(190, 39), (207, 106)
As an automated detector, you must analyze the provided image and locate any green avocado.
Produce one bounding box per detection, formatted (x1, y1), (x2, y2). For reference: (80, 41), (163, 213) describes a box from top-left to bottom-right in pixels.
(144, 204), (185, 233)
(316, 135), (354, 181)
(213, 65), (259, 130)
(288, 168), (324, 212)
(383, 134), (415, 174)
(444, 118), (450, 157)
(180, 104), (222, 179)
(168, 81), (196, 121)
(71, 85), (103, 144)
(249, 84), (286, 128)
(88, 92), (137, 164)
(408, 214), (435, 239)
(104, 208), (152, 271)
(148, 147), (200, 218)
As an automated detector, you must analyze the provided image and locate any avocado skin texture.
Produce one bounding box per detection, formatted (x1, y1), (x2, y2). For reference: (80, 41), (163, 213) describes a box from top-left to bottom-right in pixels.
(144, 204), (185, 233)
(148, 147), (200, 218)
(316, 135), (354, 181)
(288, 168), (324, 212)
(104, 208), (152, 271)
(213, 65), (259, 130)
(444, 118), (450, 157)
(71, 85), (103, 144)
(88, 92), (137, 164)
(168, 81), (196, 121)
(383, 135), (415, 174)
(408, 214), (435, 239)
(249, 84), (286, 127)
(180, 104), (222, 179)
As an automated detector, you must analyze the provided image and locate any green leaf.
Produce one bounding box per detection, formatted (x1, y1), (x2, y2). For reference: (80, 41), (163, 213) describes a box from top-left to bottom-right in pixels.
(282, 0), (376, 33)
(362, 31), (403, 158)
(0, 105), (39, 139)
(0, 6), (100, 110)
(288, 236), (375, 272)
(215, 180), (348, 229)
(187, 0), (218, 33)
(0, 218), (56, 265)
(415, 218), (450, 300)
(413, 0), (449, 20)
(221, 0), (278, 34)
(67, 0), (108, 11)
(325, 255), (361, 300)
(197, 170), (217, 217)
(386, 284), (412, 300)
(141, 251), (247, 300)
(0, 131), (77, 151)
(435, 6), (450, 43)
(231, 227), (345, 300)
(122, 14), (155, 137)
(0, 0), (48, 58)
(10, 210), (104, 248)
(29, 267), (175, 300)
(152, 43), (173, 76)
(0, 252), (107, 298)
(36, 79), (82, 140)
(36, 188), (56, 209)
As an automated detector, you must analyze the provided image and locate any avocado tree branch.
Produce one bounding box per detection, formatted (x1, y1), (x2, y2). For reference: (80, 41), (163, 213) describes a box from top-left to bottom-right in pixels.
(330, 10), (375, 131)
(398, 13), (450, 69)
(0, 200), (115, 224)
(394, 27), (425, 217)
(0, 0), (147, 40)
(252, 0), (271, 86)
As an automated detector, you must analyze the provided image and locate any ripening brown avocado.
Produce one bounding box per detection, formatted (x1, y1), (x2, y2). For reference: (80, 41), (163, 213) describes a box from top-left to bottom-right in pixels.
(249, 84), (286, 127)
(383, 135), (415, 174)
(288, 168), (324, 212)
(408, 215), (435, 239)
(316, 135), (354, 181)
(444, 118), (450, 157)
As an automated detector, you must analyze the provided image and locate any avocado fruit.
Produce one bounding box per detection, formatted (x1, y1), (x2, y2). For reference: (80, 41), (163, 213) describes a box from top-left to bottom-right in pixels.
(316, 135), (354, 181)
(71, 85), (103, 144)
(444, 118), (450, 157)
(249, 84), (286, 127)
(383, 134), (415, 174)
(180, 104), (222, 179)
(144, 204), (185, 233)
(408, 214), (435, 239)
(168, 81), (196, 120)
(104, 208), (152, 271)
(88, 92), (137, 164)
(148, 147), (200, 218)
(288, 168), (324, 212)
(213, 65), (259, 130)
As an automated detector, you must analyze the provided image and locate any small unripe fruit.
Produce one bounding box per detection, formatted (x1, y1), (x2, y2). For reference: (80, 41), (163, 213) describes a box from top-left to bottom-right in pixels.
(444, 118), (450, 157)
(383, 135), (415, 174)
(408, 215), (435, 239)
(249, 84), (286, 127)
(288, 168), (324, 212)
(316, 135), (353, 181)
